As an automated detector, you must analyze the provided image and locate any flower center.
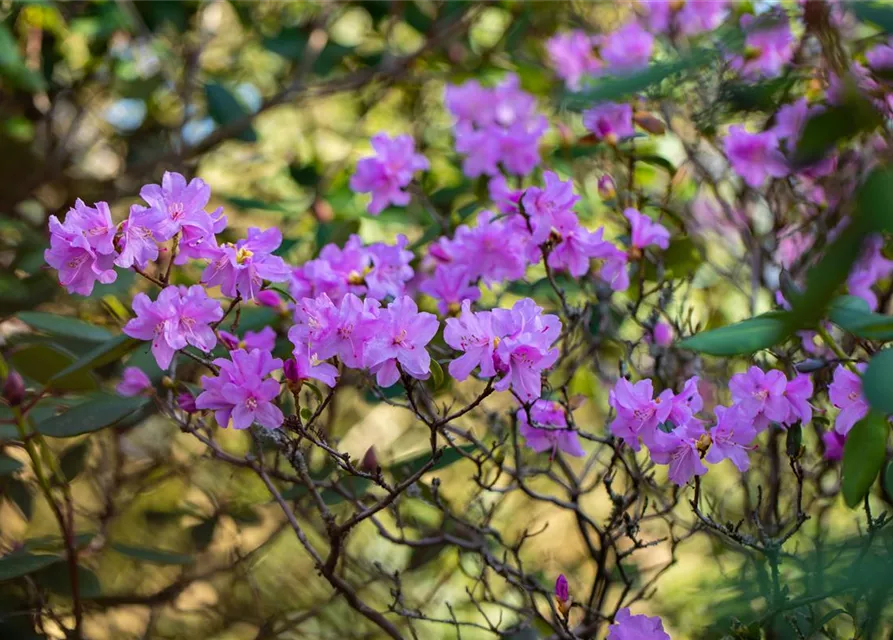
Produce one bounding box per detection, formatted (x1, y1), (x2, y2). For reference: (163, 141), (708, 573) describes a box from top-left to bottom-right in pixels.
(245, 397), (257, 410)
(168, 202), (185, 220)
(235, 247), (254, 264)
(67, 254), (88, 269)
(393, 329), (407, 346)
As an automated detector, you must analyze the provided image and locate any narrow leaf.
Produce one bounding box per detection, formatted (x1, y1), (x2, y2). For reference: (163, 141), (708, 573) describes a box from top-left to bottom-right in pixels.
(863, 349), (893, 414)
(37, 396), (147, 438)
(111, 543), (193, 565)
(841, 412), (888, 508)
(677, 312), (789, 356)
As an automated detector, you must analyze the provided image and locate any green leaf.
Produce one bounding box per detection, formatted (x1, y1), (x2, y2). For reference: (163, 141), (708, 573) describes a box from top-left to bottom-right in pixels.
(204, 82), (257, 142)
(829, 295), (893, 340)
(49, 335), (140, 385)
(884, 460), (893, 501)
(7, 478), (32, 518)
(8, 344), (98, 392)
(841, 412), (889, 508)
(320, 476), (372, 505)
(863, 349), (893, 414)
(263, 26), (309, 61)
(0, 24), (45, 93)
(427, 359), (445, 392)
(35, 563), (101, 598)
(16, 312), (112, 343)
(36, 396), (147, 438)
(111, 543), (193, 565)
(792, 95), (882, 168)
(0, 553), (61, 581)
(58, 442), (88, 483)
(786, 423), (803, 457)
(677, 312), (788, 356)
(289, 163), (319, 187)
(851, 3), (893, 34)
(389, 443), (478, 479)
(313, 42), (353, 76)
(0, 455), (22, 476)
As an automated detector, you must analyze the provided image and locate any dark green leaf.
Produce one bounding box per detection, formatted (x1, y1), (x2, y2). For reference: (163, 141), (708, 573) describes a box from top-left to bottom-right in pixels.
(0, 553), (61, 581)
(37, 396), (147, 438)
(263, 26), (309, 61)
(786, 424), (803, 457)
(204, 82), (257, 142)
(404, 2), (434, 33)
(9, 344), (98, 392)
(841, 412), (888, 508)
(6, 478), (32, 518)
(289, 163), (319, 187)
(50, 335), (140, 386)
(111, 543), (193, 565)
(0, 455), (23, 476)
(313, 42), (353, 76)
(407, 543), (450, 571)
(829, 295), (893, 340)
(58, 442), (88, 483)
(35, 563), (101, 598)
(863, 349), (893, 414)
(390, 443), (478, 479)
(0, 24), (45, 93)
(677, 312), (788, 356)
(320, 476), (372, 505)
(791, 95), (882, 168)
(851, 3), (893, 34)
(16, 312), (112, 343)
(884, 460), (893, 502)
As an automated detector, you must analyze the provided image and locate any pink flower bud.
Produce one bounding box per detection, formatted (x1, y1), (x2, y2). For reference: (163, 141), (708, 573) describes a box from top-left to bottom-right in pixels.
(283, 358), (301, 383)
(177, 391), (197, 413)
(2, 370), (25, 406)
(653, 322), (674, 347)
(218, 330), (240, 350)
(256, 290), (281, 308)
(555, 574), (569, 602)
(361, 446), (378, 472)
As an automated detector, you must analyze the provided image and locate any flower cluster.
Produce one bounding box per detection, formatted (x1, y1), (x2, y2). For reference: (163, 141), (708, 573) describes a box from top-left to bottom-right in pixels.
(349, 133), (429, 215)
(517, 399), (585, 458)
(196, 348), (284, 430)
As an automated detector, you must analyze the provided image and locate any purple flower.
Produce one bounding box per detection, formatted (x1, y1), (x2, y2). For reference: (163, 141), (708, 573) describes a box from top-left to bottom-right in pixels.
(650, 422), (708, 486)
(364, 296), (439, 387)
(729, 366), (790, 432)
(452, 211), (530, 286)
(829, 364), (869, 436)
(599, 21), (654, 71)
(315, 293), (381, 368)
(517, 400), (585, 458)
(115, 204), (165, 269)
(521, 171), (581, 245)
(547, 214), (612, 278)
(491, 299), (562, 402)
(677, 1), (728, 36)
(202, 227), (291, 300)
(419, 265), (480, 316)
(547, 31), (601, 91)
(175, 206), (227, 265)
(64, 199), (118, 255)
(489, 175), (523, 215)
(177, 391), (197, 413)
(651, 322), (674, 347)
(583, 103), (634, 143)
(848, 235), (893, 310)
(123, 285), (223, 369)
(219, 326), (277, 353)
(555, 574), (570, 602)
(365, 235), (414, 300)
(255, 289), (282, 308)
(285, 344), (339, 388)
(45, 214), (118, 296)
(597, 246), (631, 292)
(444, 300), (499, 381)
(668, 376), (704, 429)
(822, 430), (846, 461)
(730, 13), (795, 79)
(349, 133), (429, 215)
(784, 374), (813, 426)
(607, 608), (671, 640)
(196, 348), (283, 430)
(139, 171), (214, 242)
(705, 405), (757, 472)
(609, 378), (673, 451)
(625, 208), (670, 251)
(867, 41), (893, 70)
(724, 125), (788, 188)
(117, 367), (151, 397)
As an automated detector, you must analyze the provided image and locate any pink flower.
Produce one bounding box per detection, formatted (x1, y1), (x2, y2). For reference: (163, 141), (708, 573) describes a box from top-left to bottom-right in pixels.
(284, 344), (339, 388)
(521, 171), (581, 245)
(583, 103), (634, 142)
(668, 376), (704, 429)
(349, 133), (429, 215)
(45, 213), (118, 296)
(316, 293), (381, 369)
(730, 13), (795, 79)
(419, 265), (480, 316)
(196, 348), (283, 430)
(452, 211), (531, 286)
(829, 364), (869, 436)
(783, 374), (813, 426)
(219, 327), (277, 353)
(704, 405), (756, 472)
(555, 574), (570, 602)
(609, 378), (673, 451)
(867, 41), (893, 70)
(847, 235), (893, 310)
(62, 199), (118, 256)
(139, 171), (215, 243)
(608, 608), (670, 640)
(597, 246), (631, 291)
(175, 206), (226, 265)
(364, 296), (439, 387)
(202, 227), (291, 300)
(365, 234), (415, 300)
(650, 422), (708, 486)
(822, 430), (846, 461)
(115, 204), (165, 270)
(599, 21), (654, 71)
(177, 391), (197, 413)
(677, 0), (728, 36)
(123, 285), (223, 369)
(117, 367), (151, 397)
(444, 300), (499, 381)
(547, 216), (613, 278)
(651, 322), (674, 347)
(491, 299), (562, 402)
(517, 400), (585, 458)
(547, 31), (601, 91)
(255, 289), (282, 308)
(724, 125), (788, 188)
(488, 175), (523, 215)
(625, 208), (670, 250)
(729, 366), (790, 432)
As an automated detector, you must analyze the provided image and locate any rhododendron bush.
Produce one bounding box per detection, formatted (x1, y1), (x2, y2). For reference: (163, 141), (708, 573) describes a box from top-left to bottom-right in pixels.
(4, 1), (893, 638)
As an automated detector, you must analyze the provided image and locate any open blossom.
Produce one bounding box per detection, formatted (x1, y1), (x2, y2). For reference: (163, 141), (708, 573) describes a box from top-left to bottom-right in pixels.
(784, 374), (813, 426)
(609, 378), (674, 451)
(822, 430), (847, 461)
(724, 125), (788, 188)
(451, 211), (530, 286)
(139, 171), (215, 243)
(867, 40), (893, 70)
(365, 235), (415, 300)
(705, 405), (757, 472)
(847, 235), (893, 310)
(625, 208), (670, 251)
(608, 608), (671, 640)
(729, 366), (790, 432)
(489, 175), (523, 215)
(547, 31), (600, 91)
(115, 204), (165, 269)
(202, 227), (291, 300)
(45, 211), (118, 296)
(829, 364), (869, 436)
(364, 296), (438, 387)
(117, 367), (152, 397)
(219, 326), (277, 352)
(284, 344), (339, 388)
(521, 171), (581, 245)
(419, 265), (480, 316)
(492, 299), (561, 401)
(517, 400), (585, 458)
(316, 293), (381, 368)
(730, 13), (795, 79)
(64, 199), (117, 255)
(195, 348), (283, 430)
(123, 285), (223, 369)
(444, 300), (499, 381)
(597, 246), (631, 292)
(650, 421), (708, 485)
(547, 214), (614, 278)
(583, 103), (634, 143)
(640, 0), (727, 36)
(599, 21), (654, 71)
(349, 133), (429, 215)
(176, 206), (227, 265)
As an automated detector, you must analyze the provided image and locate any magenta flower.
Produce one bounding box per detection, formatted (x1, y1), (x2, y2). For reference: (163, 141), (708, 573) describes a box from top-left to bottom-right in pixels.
(650, 422), (708, 486)
(829, 364), (869, 436)
(196, 348), (283, 430)
(202, 227), (291, 300)
(123, 285), (223, 369)
(724, 125), (788, 188)
(583, 103), (634, 142)
(139, 171), (215, 242)
(177, 391), (198, 413)
(609, 378), (673, 451)
(314, 293), (381, 368)
(729, 366), (790, 432)
(489, 175), (523, 215)
(625, 208), (670, 251)
(491, 299), (562, 402)
(597, 246), (631, 292)
(555, 574), (570, 602)
(364, 296), (439, 387)
(847, 235), (893, 310)
(867, 41), (893, 70)
(547, 31), (601, 91)
(285, 344), (339, 388)
(45, 214), (118, 296)
(452, 211), (530, 286)
(668, 376), (704, 429)
(420, 265), (480, 316)
(64, 199), (118, 256)
(678, 1), (729, 35)
(255, 289), (282, 308)
(607, 608), (671, 640)
(349, 133), (429, 215)
(117, 367), (152, 397)
(444, 300), (499, 380)
(115, 204), (165, 270)
(599, 21), (654, 71)
(651, 322), (674, 347)
(547, 214), (612, 278)
(783, 374), (814, 426)
(517, 400), (585, 458)
(220, 327), (277, 353)
(704, 405), (757, 472)
(175, 206), (227, 265)
(365, 235), (414, 300)
(730, 13), (795, 79)
(521, 171), (581, 245)
(822, 430), (846, 461)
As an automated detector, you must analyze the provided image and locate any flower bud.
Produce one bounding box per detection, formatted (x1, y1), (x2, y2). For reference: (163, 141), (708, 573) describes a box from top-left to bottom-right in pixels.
(361, 446), (378, 472)
(653, 322), (674, 348)
(219, 330), (240, 350)
(633, 111), (666, 135)
(177, 391), (197, 413)
(2, 370), (25, 406)
(597, 175), (616, 200)
(555, 574), (572, 617)
(255, 290), (282, 308)
(283, 358), (301, 384)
